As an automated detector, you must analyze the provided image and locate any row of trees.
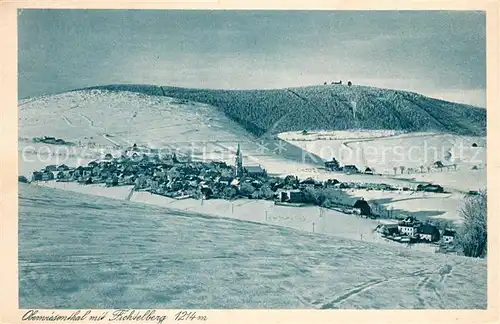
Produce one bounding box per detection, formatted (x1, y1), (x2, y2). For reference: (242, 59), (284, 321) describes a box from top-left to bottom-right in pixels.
(392, 164), (458, 175)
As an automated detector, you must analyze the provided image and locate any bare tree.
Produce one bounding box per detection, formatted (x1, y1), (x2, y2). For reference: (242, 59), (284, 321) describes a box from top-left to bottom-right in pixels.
(420, 165), (424, 173)
(456, 190), (487, 258)
(399, 166), (405, 174)
(393, 166), (398, 175)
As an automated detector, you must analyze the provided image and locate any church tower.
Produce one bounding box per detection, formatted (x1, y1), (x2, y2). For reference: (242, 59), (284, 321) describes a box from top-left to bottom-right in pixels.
(235, 143), (243, 177)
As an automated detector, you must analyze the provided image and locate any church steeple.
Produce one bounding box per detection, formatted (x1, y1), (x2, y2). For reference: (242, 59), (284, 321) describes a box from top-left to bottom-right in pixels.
(235, 143), (243, 177)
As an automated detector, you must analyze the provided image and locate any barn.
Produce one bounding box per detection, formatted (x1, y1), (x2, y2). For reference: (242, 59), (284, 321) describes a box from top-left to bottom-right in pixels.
(353, 199), (371, 215)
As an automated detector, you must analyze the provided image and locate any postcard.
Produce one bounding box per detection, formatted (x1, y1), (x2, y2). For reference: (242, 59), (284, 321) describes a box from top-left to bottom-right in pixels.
(0, 2), (498, 324)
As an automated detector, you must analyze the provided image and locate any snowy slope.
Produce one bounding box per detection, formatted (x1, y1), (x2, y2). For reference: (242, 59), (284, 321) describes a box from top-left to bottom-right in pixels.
(19, 184), (487, 309)
(18, 89), (324, 176)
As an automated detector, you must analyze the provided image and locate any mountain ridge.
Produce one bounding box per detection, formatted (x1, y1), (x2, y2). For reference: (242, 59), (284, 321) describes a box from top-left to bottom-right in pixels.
(49, 83), (487, 137)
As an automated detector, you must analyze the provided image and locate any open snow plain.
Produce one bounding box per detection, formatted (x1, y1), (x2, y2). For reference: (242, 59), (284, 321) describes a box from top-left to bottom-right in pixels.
(19, 184), (486, 309)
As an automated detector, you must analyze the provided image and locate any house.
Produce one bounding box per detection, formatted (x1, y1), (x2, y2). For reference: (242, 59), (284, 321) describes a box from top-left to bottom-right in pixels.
(418, 224), (440, 242)
(299, 177), (317, 188)
(56, 171), (67, 180)
(324, 158), (340, 171)
(217, 176), (233, 185)
(31, 171), (43, 181)
(45, 165), (58, 172)
(91, 165), (101, 177)
(334, 182), (349, 189)
(201, 186), (214, 199)
(364, 167), (374, 175)
(343, 165), (359, 174)
(442, 229), (456, 244)
(57, 164), (70, 171)
(377, 224), (399, 236)
(433, 161), (444, 169)
(417, 184), (444, 193)
(279, 189), (305, 203)
(18, 175), (29, 183)
(244, 165), (267, 177)
(353, 199), (371, 216)
(324, 178), (340, 187)
(106, 175), (119, 187)
(41, 170), (55, 181)
(398, 217), (421, 237)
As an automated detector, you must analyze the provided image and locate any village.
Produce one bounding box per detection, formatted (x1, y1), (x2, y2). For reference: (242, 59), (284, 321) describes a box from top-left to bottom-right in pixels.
(22, 142), (458, 251)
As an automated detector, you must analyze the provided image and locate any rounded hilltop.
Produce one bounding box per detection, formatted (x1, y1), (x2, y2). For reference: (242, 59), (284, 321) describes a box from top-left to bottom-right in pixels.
(74, 83), (486, 138)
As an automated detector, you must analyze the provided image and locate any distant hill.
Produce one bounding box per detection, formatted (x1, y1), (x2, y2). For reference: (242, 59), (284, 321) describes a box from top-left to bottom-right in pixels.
(79, 84), (486, 137)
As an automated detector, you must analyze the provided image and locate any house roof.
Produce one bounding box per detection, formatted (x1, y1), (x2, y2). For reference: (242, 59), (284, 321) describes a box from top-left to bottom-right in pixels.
(398, 223), (418, 228)
(419, 224), (439, 235)
(443, 230), (456, 237)
(353, 199), (370, 208)
(245, 166), (266, 173)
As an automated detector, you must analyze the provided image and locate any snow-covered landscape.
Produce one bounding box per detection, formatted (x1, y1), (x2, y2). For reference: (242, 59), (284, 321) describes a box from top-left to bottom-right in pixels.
(19, 184), (486, 309)
(18, 85), (487, 309)
(16, 10), (488, 311)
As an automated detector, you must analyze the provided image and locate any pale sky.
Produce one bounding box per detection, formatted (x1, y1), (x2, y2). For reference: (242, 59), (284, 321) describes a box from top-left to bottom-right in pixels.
(18, 10), (486, 107)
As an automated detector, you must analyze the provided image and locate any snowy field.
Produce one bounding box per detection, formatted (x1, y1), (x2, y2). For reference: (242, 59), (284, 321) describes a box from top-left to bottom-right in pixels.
(19, 184), (487, 309)
(280, 131), (486, 182)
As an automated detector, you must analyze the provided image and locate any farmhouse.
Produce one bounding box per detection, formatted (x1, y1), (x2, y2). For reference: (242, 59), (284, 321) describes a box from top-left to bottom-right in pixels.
(278, 189), (305, 203)
(31, 171), (43, 181)
(343, 165), (359, 174)
(398, 217), (421, 237)
(418, 224), (440, 242)
(324, 158), (340, 171)
(353, 199), (371, 216)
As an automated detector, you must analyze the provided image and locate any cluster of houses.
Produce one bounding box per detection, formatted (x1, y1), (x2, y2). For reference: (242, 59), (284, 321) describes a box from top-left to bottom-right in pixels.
(375, 216), (456, 245)
(325, 157), (461, 179)
(323, 80), (353, 86)
(29, 144), (270, 200)
(27, 143), (433, 201)
(33, 136), (74, 146)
